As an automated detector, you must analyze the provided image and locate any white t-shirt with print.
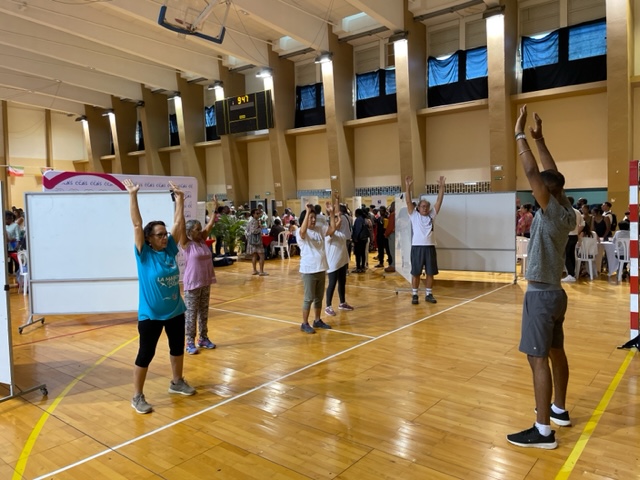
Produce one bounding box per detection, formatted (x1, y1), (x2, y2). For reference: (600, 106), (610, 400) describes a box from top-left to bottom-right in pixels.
(409, 209), (437, 246)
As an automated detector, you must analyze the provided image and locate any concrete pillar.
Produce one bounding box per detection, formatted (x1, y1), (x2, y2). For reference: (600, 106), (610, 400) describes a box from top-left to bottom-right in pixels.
(83, 105), (112, 173)
(395, 0), (427, 184)
(1, 101), (9, 208)
(45, 110), (53, 169)
(322, 32), (355, 197)
(486, 0), (518, 191)
(111, 97), (139, 175)
(140, 88), (171, 176)
(606, 1), (633, 217)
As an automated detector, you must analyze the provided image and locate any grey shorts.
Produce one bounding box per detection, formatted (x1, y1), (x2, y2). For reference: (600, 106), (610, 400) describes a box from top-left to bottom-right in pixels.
(302, 271), (326, 310)
(519, 287), (568, 357)
(410, 245), (439, 277)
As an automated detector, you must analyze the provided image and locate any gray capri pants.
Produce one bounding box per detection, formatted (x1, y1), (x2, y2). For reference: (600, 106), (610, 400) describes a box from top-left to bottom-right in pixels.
(302, 271), (326, 310)
(519, 284), (567, 357)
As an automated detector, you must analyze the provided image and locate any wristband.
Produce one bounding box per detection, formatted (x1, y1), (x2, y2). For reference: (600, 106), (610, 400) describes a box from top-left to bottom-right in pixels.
(515, 133), (526, 141)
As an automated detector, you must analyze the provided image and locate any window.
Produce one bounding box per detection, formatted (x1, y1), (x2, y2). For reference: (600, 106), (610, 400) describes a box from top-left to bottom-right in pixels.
(205, 105), (219, 141)
(169, 114), (179, 146)
(294, 83), (325, 128)
(568, 19), (606, 60)
(355, 68), (397, 119)
(466, 47), (487, 80)
(521, 31), (559, 69)
(520, 18), (607, 92)
(428, 54), (458, 87)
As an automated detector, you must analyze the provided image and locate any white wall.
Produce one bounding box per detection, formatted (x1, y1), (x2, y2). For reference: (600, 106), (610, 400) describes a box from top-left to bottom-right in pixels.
(8, 105), (46, 159)
(247, 140), (274, 199)
(205, 145), (225, 198)
(52, 112), (86, 161)
(354, 123), (401, 187)
(296, 132), (330, 190)
(514, 93), (607, 190)
(426, 109), (491, 184)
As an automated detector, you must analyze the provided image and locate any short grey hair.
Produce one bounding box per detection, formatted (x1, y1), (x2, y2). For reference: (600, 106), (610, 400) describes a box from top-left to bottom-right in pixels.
(185, 219), (201, 236)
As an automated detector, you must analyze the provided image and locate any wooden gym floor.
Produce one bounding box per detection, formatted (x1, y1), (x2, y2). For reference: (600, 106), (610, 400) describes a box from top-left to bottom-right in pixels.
(1, 253), (638, 480)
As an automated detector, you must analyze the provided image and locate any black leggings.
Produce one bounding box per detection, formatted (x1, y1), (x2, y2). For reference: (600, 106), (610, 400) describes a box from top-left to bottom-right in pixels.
(326, 264), (348, 306)
(354, 240), (367, 269)
(135, 313), (185, 368)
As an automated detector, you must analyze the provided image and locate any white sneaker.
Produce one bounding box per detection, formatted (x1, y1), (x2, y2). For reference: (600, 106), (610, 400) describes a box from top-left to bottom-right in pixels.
(561, 275), (576, 283)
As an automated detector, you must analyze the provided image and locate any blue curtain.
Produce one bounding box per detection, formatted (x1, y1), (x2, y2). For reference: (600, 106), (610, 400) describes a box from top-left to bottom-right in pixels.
(385, 68), (396, 95)
(522, 31), (559, 69)
(428, 54), (458, 87)
(466, 47), (487, 80)
(569, 20), (606, 61)
(205, 106), (216, 127)
(299, 85), (317, 110)
(356, 71), (380, 100)
(169, 114), (178, 133)
(320, 84), (324, 107)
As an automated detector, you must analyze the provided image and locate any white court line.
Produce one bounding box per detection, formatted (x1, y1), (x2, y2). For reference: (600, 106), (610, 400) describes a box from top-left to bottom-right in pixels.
(210, 307), (376, 339)
(35, 283), (512, 480)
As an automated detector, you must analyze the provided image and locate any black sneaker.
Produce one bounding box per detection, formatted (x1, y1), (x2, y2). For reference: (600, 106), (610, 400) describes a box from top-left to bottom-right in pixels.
(313, 319), (332, 329)
(535, 405), (572, 427)
(506, 425), (557, 449)
(411, 294), (419, 305)
(425, 293), (437, 304)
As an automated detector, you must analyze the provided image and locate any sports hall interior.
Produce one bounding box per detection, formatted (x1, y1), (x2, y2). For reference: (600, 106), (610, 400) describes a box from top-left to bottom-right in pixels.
(0, 0), (639, 479)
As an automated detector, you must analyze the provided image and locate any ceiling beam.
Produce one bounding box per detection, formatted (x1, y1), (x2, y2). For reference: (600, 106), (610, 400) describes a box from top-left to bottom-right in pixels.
(344, 0), (404, 31)
(0, 15), (179, 91)
(0, 88), (85, 116)
(0, 47), (142, 101)
(100, 0), (270, 67)
(0, 0), (220, 81)
(232, 0), (329, 53)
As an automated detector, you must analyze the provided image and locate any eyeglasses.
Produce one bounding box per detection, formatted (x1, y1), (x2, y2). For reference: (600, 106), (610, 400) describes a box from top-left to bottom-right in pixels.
(151, 232), (168, 239)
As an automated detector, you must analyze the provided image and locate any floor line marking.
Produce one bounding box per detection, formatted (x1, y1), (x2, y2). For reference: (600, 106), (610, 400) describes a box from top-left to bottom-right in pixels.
(34, 283), (511, 480)
(13, 336), (139, 480)
(209, 307), (376, 339)
(555, 349), (636, 480)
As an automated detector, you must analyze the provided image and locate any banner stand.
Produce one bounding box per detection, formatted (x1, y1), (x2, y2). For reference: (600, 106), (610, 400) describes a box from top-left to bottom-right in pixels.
(0, 181), (47, 404)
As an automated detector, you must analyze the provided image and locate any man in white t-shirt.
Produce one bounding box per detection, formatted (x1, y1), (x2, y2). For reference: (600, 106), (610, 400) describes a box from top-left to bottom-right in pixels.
(404, 175), (446, 305)
(561, 196), (585, 283)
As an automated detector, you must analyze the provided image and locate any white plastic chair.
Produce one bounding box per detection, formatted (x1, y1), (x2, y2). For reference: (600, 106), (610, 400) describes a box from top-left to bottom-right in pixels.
(516, 237), (529, 275)
(575, 236), (598, 280)
(16, 250), (29, 296)
(616, 238), (630, 282)
(272, 230), (290, 259)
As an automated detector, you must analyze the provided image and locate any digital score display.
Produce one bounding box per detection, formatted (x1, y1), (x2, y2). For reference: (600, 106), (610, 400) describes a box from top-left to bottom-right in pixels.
(215, 90), (274, 135)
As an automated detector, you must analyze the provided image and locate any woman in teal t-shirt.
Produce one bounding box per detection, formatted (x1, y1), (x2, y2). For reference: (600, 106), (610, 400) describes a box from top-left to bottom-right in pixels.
(124, 179), (196, 414)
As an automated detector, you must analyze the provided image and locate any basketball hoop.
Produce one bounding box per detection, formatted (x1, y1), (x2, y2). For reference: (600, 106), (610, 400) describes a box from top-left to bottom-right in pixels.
(158, 1), (230, 44)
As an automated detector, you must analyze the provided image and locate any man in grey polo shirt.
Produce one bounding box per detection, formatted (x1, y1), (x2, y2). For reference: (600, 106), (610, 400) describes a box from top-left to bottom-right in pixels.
(507, 106), (576, 450)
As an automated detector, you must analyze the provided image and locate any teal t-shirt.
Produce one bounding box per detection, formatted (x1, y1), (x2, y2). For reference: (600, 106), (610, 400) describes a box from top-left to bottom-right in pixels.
(135, 235), (186, 321)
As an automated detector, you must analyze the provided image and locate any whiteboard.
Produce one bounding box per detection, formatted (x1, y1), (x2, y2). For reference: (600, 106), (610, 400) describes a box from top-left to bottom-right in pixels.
(26, 191), (175, 314)
(421, 192), (516, 273)
(0, 182), (13, 384)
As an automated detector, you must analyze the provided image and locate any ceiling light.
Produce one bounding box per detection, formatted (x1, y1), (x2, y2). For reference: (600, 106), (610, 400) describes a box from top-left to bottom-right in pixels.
(167, 91), (181, 100)
(101, 109), (114, 117)
(256, 68), (273, 78)
(136, 101), (145, 107)
(314, 51), (333, 64)
(75, 115), (87, 122)
(207, 80), (224, 90)
(482, 5), (505, 19)
(388, 31), (409, 43)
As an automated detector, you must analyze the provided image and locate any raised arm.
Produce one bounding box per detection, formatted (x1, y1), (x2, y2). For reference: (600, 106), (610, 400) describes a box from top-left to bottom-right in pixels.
(169, 181), (186, 245)
(325, 201), (336, 237)
(333, 194), (343, 232)
(202, 194), (218, 238)
(298, 203), (313, 240)
(515, 105), (550, 210)
(124, 179), (144, 254)
(434, 176), (446, 214)
(404, 176), (415, 215)
(529, 112), (558, 172)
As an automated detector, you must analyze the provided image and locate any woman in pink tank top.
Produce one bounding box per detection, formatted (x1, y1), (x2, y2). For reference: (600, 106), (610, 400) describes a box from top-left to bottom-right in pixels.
(179, 196), (218, 355)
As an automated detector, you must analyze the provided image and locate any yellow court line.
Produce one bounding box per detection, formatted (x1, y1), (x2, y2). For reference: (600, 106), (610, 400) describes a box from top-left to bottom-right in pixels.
(12, 336), (139, 480)
(555, 349), (637, 480)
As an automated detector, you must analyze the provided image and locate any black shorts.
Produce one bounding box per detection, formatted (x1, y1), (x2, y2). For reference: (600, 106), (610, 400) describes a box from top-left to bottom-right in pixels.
(410, 245), (439, 277)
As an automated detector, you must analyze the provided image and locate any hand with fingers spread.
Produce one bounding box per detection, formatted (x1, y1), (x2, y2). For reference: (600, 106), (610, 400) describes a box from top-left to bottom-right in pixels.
(124, 178), (140, 194)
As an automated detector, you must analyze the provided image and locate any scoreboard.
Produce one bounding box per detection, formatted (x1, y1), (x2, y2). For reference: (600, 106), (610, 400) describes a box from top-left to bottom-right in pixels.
(215, 90), (274, 135)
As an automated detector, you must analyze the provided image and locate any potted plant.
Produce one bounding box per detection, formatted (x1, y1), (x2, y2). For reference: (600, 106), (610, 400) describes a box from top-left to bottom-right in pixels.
(211, 214), (248, 256)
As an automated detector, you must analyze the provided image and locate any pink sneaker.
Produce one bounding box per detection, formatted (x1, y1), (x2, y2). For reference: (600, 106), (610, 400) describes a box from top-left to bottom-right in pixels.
(325, 306), (336, 316)
(338, 303), (354, 311)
